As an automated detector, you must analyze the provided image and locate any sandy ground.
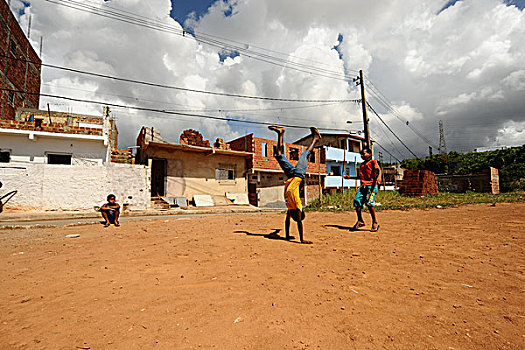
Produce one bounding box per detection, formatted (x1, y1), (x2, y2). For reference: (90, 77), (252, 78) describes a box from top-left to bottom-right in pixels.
(0, 203), (523, 350)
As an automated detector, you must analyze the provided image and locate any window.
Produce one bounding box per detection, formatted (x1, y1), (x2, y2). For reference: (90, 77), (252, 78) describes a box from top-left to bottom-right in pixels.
(47, 154), (72, 165)
(308, 152), (315, 163)
(215, 168), (234, 180)
(7, 91), (14, 106)
(289, 147), (299, 160)
(331, 165), (341, 176)
(0, 151), (10, 163)
(35, 118), (43, 129)
(261, 142), (267, 157)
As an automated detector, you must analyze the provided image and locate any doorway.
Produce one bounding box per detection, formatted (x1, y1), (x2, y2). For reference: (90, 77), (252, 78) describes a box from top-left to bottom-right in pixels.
(151, 158), (167, 197)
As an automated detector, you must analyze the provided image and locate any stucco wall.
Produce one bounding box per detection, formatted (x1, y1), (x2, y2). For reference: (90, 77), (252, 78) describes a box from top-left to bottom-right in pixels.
(0, 162), (151, 210)
(0, 132), (107, 164)
(146, 147), (248, 198)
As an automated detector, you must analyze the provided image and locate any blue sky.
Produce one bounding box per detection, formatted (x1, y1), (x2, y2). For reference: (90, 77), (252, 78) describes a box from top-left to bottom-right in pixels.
(15, 0), (525, 155)
(440, 0), (525, 12)
(170, 0), (217, 26)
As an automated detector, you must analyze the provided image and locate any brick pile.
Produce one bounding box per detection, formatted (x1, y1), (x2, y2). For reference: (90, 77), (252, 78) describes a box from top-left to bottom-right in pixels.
(111, 149), (134, 164)
(398, 170), (439, 196)
(213, 138), (230, 150)
(179, 129), (210, 147)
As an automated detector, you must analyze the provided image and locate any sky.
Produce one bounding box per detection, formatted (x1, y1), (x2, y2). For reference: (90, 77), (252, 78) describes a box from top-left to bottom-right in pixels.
(10, 0), (525, 159)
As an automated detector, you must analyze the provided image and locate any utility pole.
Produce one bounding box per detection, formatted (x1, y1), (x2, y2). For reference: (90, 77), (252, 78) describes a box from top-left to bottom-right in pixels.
(355, 70), (371, 150)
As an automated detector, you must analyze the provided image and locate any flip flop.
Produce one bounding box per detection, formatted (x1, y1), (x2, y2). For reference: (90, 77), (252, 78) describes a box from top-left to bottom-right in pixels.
(370, 225), (380, 232)
(350, 222), (366, 231)
(310, 126), (322, 140)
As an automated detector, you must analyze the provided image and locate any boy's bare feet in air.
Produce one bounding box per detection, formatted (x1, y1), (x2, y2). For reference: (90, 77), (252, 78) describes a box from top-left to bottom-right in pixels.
(310, 126), (322, 140)
(268, 125), (285, 134)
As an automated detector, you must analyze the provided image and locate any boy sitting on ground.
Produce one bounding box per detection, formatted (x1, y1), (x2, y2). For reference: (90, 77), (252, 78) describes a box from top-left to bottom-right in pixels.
(100, 194), (120, 227)
(268, 125), (321, 244)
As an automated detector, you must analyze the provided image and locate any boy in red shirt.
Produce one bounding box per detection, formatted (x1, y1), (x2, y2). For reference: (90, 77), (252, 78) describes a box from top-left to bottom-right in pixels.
(351, 147), (382, 232)
(268, 125), (321, 244)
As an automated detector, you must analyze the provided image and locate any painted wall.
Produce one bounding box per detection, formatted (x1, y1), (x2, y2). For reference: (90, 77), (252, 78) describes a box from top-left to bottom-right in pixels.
(0, 132), (107, 164)
(145, 147), (248, 199)
(0, 162), (151, 210)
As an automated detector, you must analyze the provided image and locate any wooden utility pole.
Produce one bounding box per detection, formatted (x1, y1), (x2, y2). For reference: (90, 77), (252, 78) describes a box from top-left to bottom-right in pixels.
(358, 70), (371, 150)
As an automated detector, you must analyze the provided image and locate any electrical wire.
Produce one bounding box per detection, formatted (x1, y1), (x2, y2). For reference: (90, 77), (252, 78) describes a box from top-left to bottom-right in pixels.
(3, 54), (360, 103)
(364, 77), (439, 149)
(366, 102), (418, 158)
(41, 0), (361, 82)
(2, 87), (361, 133)
(372, 140), (402, 163)
(41, 82), (350, 113)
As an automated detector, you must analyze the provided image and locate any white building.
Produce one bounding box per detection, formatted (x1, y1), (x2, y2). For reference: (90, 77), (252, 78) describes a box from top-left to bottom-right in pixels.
(0, 108), (151, 211)
(0, 108), (115, 165)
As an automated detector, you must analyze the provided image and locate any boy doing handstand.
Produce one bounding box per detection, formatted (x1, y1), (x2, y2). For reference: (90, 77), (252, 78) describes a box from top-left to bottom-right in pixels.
(268, 125), (321, 244)
(352, 147), (381, 232)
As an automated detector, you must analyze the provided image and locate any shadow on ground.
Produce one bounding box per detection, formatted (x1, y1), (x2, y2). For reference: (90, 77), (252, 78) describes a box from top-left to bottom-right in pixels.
(234, 229), (299, 243)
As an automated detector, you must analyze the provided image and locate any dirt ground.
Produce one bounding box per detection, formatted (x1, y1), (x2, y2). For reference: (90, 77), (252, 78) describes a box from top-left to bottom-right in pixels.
(0, 203), (523, 350)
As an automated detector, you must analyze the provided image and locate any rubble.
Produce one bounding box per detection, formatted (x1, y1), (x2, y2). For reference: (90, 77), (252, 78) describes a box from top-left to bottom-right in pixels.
(179, 129), (210, 147)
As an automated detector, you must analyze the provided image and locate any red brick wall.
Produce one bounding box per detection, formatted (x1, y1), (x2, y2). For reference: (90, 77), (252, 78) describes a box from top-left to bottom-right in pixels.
(229, 134), (326, 174)
(398, 170), (439, 197)
(0, 119), (103, 136)
(0, 0), (42, 120)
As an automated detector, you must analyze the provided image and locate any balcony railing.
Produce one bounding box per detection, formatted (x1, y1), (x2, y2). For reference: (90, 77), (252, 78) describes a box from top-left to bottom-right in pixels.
(325, 146), (361, 162)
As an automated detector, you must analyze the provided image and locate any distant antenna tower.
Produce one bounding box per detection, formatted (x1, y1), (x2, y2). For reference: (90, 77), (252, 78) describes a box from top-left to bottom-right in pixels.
(438, 120), (447, 154)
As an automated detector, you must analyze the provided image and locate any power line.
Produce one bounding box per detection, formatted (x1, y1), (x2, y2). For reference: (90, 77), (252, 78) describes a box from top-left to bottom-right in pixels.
(373, 140), (402, 163)
(372, 116), (410, 160)
(41, 82), (349, 113)
(366, 102), (418, 158)
(2, 87), (360, 133)
(364, 77), (439, 149)
(3, 53), (360, 103)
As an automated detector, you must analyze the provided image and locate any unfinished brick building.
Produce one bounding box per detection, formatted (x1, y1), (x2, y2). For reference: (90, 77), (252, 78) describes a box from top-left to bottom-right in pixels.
(229, 134), (326, 207)
(0, 1), (41, 120)
(0, 108), (118, 165)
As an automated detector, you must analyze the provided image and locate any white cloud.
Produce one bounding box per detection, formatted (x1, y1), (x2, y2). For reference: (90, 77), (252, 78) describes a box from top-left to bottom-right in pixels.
(11, 0), (525, 155)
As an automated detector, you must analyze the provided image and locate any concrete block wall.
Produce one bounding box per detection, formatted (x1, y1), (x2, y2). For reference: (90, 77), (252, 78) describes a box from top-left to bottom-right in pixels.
(398, 170), (439, 196)
(436, 168), (500, 194)
(0, 162), (151, 210)
(111, 148), (134, 164)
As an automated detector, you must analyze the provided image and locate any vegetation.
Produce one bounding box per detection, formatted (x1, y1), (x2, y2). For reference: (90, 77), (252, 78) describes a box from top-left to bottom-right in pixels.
(400, 145), (525, 191)
(306, 189), (525, 212)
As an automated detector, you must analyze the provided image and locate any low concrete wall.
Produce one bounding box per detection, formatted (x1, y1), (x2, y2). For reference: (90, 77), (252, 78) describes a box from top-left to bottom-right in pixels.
(0, 162), (151, 210)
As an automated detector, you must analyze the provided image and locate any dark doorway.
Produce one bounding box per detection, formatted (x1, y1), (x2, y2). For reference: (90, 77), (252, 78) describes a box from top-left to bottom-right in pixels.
(248, 183), (258, 206)
(151, 158), (167, 197)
